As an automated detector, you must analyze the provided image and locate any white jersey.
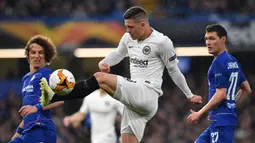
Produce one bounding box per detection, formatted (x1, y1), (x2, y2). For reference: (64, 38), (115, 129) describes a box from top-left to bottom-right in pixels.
(104, 29), (179, 96)
(79, 90), (124, 143)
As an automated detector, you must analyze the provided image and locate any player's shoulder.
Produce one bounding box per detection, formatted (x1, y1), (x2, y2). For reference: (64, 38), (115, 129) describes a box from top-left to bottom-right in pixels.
(123, 32), (130, 38)
(227, 53), (238, 62)
(215, 51), (237, 63)
(148, 29), (174, 52)
(122, 32), (132, 41)
(40, 67), (52, 74)
(86, 90), (100, 100)
(104, 95), (122, 107)
(22, 73), (30, 82)
(37, 67), (52, 79)
(213, 51), (240, 70)
(150, 29), (171, 43)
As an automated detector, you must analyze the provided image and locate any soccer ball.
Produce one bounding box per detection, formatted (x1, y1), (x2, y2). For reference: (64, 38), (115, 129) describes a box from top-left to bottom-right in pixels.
(49, 69), (75, 95)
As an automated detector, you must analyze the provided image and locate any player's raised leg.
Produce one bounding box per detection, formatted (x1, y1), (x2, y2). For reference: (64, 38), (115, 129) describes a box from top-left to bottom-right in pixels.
(93, 72), (117, 96)
(40, 72), (118, 106)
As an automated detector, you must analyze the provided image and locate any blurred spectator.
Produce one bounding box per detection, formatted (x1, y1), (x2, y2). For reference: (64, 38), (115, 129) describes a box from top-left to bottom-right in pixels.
(0, 0), (136, 18)
(0, 0), (255, 18)
(0, 100), (8, 122)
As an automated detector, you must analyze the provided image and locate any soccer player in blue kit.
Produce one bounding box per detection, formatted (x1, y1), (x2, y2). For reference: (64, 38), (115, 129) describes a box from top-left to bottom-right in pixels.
(187, 24), (252, 143)
(9, 35), (64, 143)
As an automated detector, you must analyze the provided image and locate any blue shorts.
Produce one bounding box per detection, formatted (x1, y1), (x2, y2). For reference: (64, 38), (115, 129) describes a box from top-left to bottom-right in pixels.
(195, 126), (236, 143)
(9, 127), (56, 143)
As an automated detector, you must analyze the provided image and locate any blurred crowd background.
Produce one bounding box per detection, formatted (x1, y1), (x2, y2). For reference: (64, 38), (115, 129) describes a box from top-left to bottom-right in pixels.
(0, 0), (255, 143)
(0, 0), (254, 17)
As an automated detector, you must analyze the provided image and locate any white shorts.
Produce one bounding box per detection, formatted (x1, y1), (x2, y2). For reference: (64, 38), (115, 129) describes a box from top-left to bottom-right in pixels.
(114, 76), (159, 142)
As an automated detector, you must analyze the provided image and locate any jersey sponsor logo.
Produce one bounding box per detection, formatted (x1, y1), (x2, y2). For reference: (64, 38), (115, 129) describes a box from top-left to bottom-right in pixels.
(130, 57), (148, 68)
(22, 85), (34, 93)
(142, 46), (151, 55)
(227, 62), (239, 69)
(169, 54), (176, 62)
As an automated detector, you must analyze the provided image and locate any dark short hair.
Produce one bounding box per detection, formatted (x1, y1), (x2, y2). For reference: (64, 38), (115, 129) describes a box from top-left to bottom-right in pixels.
(123, 6), (148, 21)
(206, 24), (227, 39)
(25, 35), (57, 64)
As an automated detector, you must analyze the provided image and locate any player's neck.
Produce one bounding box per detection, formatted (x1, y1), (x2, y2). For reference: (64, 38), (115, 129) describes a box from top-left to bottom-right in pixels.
(138, 27), (152, 41)
(30, 68), (38, 74)
(30, 66), (44, 74)
(214, 48), (227, 57)
(99, 90), (105, 96)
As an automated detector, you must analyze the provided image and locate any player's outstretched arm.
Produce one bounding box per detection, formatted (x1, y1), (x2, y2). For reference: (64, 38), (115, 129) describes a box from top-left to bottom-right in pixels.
(159, 38), (202, 104)
(63, 112), (86, 128)
(166, 62), (202, 104)
(236, 81), (252, 107)
(187, 88), (226, 124)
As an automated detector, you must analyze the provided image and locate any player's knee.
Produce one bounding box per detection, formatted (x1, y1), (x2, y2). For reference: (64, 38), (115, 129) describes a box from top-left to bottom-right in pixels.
(94, 72), (108, 84)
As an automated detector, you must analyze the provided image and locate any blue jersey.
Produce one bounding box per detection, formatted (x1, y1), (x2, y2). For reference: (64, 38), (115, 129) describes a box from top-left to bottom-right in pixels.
(21, 67), (56, 132)
(208, 51), (246, 127)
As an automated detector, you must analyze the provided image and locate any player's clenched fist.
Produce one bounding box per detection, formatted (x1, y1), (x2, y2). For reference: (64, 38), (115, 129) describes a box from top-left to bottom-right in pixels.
(189, 95), (202, 104)
(99, 62), (110, 73)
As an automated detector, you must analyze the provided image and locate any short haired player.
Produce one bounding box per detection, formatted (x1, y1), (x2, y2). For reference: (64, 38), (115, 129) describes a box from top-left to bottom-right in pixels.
(40, 6), (202, 143)
(187, 24), (252, 143)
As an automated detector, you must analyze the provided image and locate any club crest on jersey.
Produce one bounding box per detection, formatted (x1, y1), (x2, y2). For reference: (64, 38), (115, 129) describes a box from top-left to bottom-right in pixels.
(142, 46), (151, 55)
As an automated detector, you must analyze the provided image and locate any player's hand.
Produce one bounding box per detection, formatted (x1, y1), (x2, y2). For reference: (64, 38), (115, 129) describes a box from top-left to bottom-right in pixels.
(63, 116), (71, 127)
(11, 132), (21, 140)
(189, 95), (202, 104)
(187, 109), (202, 124)
(99, 62), (110, 73)
(72, 121), (81, 128)
(19, 105), (38, 116)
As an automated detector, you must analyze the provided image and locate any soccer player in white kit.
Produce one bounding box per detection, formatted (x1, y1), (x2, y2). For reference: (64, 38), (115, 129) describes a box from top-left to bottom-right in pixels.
(40, 6), (202, 143)
(63, 89), (123, 143)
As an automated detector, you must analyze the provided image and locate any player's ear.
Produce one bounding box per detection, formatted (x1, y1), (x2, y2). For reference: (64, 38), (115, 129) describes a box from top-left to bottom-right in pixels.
(141, 21), (145, 27)
(221, 36), (226, 43)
